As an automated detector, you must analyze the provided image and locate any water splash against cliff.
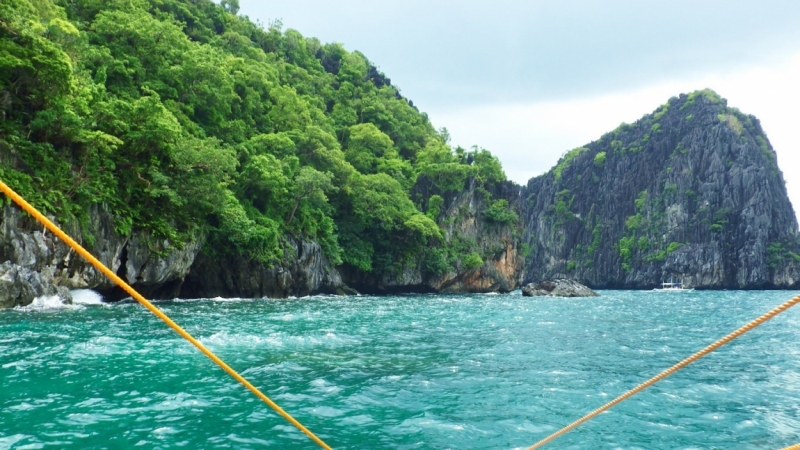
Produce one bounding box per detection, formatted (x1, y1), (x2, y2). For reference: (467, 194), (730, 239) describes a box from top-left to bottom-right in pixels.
(71, 289), (104, 305)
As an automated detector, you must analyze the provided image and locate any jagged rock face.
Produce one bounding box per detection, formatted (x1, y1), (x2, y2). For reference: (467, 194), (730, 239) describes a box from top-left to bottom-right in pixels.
(0, 205), (200, 304)
(0, 202), (353, 305)
(0, 261), (71, 308)
(179, 237), (352, 298)
(341, 177), (524, 294)
(521, 91), (800, 289)
(432, 179), (523, 293)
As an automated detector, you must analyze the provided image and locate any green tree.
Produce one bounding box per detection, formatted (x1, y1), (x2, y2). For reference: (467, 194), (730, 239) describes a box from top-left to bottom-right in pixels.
(220, 0), (239, 14)
(472, 148), (505, 184)
(286, 166), (336, 226)
(344, 123), (393, 174)
(484, 199), (518, 224)
(594, 152), (606, 167)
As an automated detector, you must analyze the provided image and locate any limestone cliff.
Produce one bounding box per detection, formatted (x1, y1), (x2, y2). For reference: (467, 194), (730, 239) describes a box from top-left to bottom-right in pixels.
(179, 237), (352, 298)
(521, 90), (800, 289)
(6, 88), (796, 303)
(340, 177), (524, 294)
(0, 203), (352, 306)
(0, 175), (523, 306)
(175, 175), (524, 297)
(0, 205), (200, 306)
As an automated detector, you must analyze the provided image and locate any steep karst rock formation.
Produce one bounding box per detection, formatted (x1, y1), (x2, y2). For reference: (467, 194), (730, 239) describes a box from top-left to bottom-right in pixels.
(521, 90), (800, 289)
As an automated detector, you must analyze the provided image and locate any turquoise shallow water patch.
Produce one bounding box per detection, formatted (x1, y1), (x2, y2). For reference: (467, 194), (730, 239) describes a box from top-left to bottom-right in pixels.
(2, 290), (800, 449)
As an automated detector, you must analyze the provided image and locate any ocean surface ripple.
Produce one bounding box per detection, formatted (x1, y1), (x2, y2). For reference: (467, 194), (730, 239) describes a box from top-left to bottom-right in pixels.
(2, 290), (800, 449)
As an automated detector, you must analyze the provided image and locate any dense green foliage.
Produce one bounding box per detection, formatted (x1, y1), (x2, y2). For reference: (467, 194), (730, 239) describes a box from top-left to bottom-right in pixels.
(483, 199), (517, 224)
(553, 147), (587, 181)
(0, 0), (509, 275)
(767, 242), (800, 270)
(593, 151), (606, 167)
(616, 188), (689, 270)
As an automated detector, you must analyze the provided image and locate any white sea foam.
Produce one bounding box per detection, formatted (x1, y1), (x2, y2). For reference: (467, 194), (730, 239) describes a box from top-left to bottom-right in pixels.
(34, 295), (67, 308)
(15, 290), (104, 311)
(171, 297), (245, 303)
(0, 435), (29, 448)
(210, 296), (246, 302)
(70, 289), (104, 305)
(16, 295), (71, 311)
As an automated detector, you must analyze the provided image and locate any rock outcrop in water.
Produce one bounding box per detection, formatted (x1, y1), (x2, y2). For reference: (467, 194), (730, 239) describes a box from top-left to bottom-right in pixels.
(521, 279), (598, 297)
(0, 0), (524, 307)
(520, 90), (800, 289)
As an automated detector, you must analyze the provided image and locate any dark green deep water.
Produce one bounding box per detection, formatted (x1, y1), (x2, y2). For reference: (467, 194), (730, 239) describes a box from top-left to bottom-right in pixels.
(2, 290), (800, 449)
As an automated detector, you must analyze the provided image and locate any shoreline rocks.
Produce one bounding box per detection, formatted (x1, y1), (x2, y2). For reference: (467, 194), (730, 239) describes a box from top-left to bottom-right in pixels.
(0, 205), (202, 305)
(522, 279), (598, 297)
(0, 261), (71, 308)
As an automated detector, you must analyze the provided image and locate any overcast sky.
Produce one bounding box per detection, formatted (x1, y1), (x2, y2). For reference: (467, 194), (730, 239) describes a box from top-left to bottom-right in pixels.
(239, 0), (800, 221)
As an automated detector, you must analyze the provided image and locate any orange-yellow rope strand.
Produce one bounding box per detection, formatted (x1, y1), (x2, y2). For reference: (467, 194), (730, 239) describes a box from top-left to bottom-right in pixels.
(528, 292), (800, 449)
(0, 180), (332, 450)
(780, 444), (800, 450)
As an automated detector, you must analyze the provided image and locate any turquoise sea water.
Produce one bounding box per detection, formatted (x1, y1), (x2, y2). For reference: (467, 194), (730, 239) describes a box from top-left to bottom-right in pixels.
(2, 290), (800, 449)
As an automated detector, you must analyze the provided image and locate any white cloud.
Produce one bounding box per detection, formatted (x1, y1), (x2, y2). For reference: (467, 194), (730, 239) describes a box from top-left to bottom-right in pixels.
(241, 0), (800, 107)
(431, 52), (800, 221)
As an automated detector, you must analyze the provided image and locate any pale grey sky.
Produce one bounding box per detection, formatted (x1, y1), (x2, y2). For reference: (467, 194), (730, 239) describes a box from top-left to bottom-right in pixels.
(239, 0), (800, 220)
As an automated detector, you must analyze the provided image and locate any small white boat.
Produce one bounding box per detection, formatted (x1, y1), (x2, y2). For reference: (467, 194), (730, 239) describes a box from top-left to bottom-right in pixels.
(652, 280), (694, 292)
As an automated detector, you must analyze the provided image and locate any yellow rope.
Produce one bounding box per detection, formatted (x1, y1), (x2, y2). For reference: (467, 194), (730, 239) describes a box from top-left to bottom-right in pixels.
(528, 291), (800, 449)
(0, 180), (332, 450)
(781, 444), (800, 450)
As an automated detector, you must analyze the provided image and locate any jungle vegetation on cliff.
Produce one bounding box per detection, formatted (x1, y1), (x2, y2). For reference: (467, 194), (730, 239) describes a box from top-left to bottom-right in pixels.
(0, 0), (511, 276)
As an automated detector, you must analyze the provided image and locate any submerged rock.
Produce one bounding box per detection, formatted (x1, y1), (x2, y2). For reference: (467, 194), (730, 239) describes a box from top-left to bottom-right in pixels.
(521, 279), (598, 297)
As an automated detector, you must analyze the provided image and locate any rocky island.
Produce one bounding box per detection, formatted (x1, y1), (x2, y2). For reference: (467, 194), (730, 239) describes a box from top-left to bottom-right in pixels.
(520, 90), (800, 289)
